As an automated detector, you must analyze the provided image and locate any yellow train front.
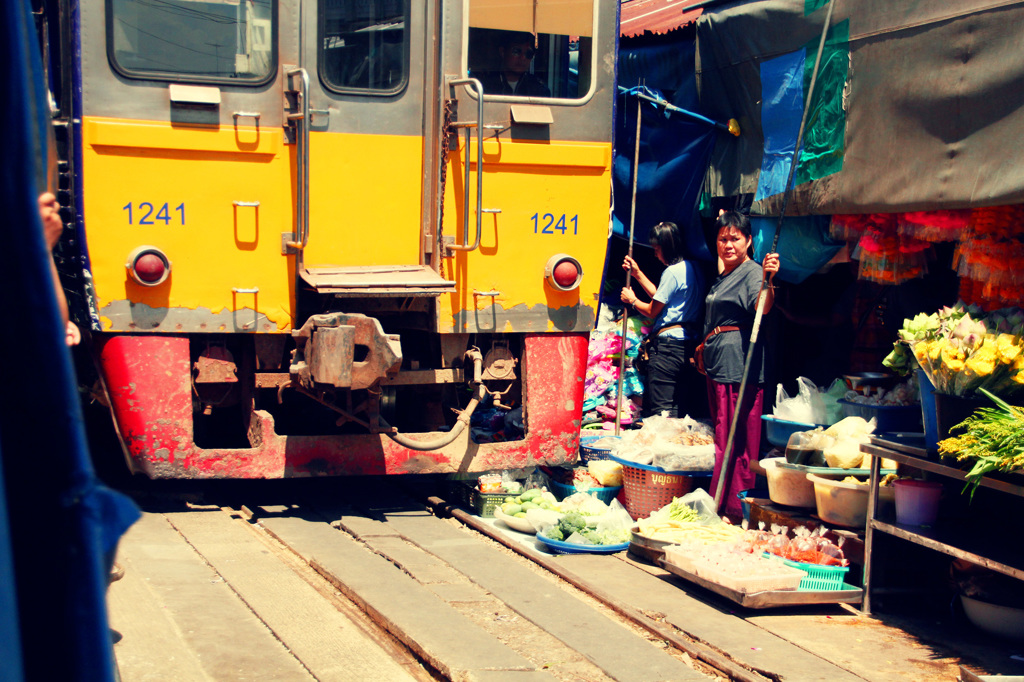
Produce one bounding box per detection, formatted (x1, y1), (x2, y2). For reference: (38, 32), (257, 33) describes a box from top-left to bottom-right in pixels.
(46, 0), (617, 477)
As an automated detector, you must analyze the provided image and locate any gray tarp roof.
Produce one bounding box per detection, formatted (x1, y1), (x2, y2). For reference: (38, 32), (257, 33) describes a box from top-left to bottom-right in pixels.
(696, 0), (1024, 214)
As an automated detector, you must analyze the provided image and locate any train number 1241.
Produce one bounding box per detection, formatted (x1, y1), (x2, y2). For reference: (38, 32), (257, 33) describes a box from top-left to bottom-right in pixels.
(123, 202), (186, 225)
(531, 213), (578, 235)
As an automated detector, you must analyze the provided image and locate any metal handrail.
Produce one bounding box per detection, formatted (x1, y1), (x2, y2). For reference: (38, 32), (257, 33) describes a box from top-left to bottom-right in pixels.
(447, 77), (487, 252)
(286, 67), (310, 252)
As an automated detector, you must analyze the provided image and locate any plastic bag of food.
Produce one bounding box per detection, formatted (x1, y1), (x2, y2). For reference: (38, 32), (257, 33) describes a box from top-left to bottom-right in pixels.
(823, 438), (865, 469)
(614, 415), (714, 470)
(784, 429), (832, 466)
(824, 416), (876, 441)
(587, 459), (623, 487)
(774, 377), (828, 425)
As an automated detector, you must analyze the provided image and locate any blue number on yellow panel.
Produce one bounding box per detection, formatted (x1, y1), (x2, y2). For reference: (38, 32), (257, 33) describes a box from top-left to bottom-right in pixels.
(123, 202), (186, 225)
(531, 213), (578, 234)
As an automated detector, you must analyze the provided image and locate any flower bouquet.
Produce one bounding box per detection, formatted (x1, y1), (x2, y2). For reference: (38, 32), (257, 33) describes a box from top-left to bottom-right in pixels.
(883, 302), (1024, 398)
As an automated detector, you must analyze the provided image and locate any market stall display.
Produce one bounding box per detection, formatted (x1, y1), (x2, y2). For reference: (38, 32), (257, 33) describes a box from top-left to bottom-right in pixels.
(606, 416), (715, 519)
(582, 320), (645, 430)
(530, 493), (636, 554)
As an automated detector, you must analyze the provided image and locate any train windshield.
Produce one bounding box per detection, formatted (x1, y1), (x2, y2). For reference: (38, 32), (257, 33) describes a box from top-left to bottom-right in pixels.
(106, 0), (276, 83)
(466, 0), (595, 100)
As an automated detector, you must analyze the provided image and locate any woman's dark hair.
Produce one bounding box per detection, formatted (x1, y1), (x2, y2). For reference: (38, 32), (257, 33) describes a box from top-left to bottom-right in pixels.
(648, 221), (684, 264)
(714, 210), (752, 238)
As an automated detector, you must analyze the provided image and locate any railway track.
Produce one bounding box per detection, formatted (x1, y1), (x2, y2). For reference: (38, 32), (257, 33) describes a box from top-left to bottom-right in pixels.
(107, 476), (973, 682)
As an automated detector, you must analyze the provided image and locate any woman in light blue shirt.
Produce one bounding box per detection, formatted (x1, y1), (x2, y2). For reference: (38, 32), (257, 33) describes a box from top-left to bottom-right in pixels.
(620, 222), (706, 419)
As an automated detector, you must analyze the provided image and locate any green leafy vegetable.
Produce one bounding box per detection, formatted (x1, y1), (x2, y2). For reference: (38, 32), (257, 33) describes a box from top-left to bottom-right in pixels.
(938, 388), (1024, 496)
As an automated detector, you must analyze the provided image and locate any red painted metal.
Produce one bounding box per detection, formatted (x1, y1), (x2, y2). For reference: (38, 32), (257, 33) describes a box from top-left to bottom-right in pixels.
(96, 333), (586, 478)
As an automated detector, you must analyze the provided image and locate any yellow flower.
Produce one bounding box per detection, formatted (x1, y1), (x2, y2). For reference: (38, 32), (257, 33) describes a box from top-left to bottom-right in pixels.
(964, 355), (996, 377)
(999, 343), (1022, 366)
(995, 333), (1018, 350)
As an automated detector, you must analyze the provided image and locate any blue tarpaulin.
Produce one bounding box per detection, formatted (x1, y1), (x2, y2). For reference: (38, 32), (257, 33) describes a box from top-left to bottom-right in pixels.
(1, 2), (140, 680)
(613, 40), (718, 261)
(755, 49), (806, 202)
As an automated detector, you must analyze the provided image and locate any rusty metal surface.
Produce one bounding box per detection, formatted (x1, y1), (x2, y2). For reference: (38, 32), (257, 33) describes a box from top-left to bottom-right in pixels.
(379, 368), (464, 385)
(97, 332), (586, 478)
(193, 347), (239, 383)
(481, 342), (517, 381)
(309, 324), (355, 387)
(290, 313), (401, 390)
(300, 265), (455, 297)
(620, 0), (703, 38)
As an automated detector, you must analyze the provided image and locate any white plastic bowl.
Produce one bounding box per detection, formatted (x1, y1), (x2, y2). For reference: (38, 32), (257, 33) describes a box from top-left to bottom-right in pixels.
(807, 474), (895, 528)
(762, 457), (818, 508)
(961, 595), (1024, 641)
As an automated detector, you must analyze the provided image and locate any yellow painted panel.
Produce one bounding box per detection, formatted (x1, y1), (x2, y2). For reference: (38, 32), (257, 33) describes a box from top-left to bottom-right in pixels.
(304, 132), (423, 268)
(438, 139), (612, 331)
(82, 117), (295, 330)
(84, 117), (281, 155)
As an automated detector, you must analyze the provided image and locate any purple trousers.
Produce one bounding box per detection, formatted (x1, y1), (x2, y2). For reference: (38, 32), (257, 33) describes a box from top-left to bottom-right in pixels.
(706, 379), (763, 519)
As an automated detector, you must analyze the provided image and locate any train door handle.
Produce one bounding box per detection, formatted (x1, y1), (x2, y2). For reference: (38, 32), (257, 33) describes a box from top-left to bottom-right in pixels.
(284, 67), (310, 255)
(446, 77), (487, 253)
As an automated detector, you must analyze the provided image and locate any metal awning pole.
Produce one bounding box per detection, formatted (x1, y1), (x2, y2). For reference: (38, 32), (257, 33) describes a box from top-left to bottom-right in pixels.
(615, 93), (643, 437)
(713, 0), (836, 512)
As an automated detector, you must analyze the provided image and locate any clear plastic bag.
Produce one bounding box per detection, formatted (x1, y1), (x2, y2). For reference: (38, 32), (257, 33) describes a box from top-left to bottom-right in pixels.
(784, 429), (832, 466)
(774, 376), (828, 424)
(615, 415), (715, 471)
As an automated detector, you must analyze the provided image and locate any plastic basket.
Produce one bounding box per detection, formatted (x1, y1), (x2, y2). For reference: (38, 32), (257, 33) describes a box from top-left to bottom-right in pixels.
(449, 480), (517, 517)
(549, 478), (622, 504)
(579, 435), (620, 463)
(782, 559), (849, 591)
(609, 455), (707, 520)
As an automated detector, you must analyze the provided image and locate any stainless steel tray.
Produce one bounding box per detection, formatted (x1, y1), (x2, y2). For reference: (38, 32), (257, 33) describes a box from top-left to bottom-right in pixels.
(658, 558), (863, 609)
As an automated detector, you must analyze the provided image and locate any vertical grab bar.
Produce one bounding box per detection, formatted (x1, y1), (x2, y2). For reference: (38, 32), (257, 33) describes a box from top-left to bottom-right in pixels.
(286, 67), (310, 252)
(447, 78), (485, 252)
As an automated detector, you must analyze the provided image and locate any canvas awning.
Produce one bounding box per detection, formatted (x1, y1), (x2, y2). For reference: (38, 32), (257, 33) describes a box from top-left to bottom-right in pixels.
(696, 0), (1024, 215)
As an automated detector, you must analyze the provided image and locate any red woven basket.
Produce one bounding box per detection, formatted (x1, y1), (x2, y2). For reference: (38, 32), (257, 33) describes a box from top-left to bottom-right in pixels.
(618, 463), (698, 520)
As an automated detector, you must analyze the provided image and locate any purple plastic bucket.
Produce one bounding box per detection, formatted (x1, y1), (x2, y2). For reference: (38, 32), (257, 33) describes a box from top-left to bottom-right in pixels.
(894, 479), (942, 526)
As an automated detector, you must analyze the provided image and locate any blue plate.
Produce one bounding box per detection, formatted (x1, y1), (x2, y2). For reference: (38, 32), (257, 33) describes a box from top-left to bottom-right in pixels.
(535, 533), (629, 555)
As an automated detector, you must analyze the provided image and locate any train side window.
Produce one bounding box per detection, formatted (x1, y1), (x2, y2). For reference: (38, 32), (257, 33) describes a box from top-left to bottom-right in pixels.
(319, 0), (409, 94)
(106, 0), (276, 84)
(466, 0), (595, 100)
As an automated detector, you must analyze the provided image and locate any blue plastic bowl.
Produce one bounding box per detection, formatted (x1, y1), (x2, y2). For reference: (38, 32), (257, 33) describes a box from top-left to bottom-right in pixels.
(549, 478), (622, 503)
(761, 415), (829, 449)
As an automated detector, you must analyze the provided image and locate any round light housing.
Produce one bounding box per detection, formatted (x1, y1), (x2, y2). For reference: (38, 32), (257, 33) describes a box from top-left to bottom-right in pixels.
(544, 254), (583, 291)
(126, 246), (171, 286)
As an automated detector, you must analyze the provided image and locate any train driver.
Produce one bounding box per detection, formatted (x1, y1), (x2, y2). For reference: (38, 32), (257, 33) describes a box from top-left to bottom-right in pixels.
(476, 31), (551, 98)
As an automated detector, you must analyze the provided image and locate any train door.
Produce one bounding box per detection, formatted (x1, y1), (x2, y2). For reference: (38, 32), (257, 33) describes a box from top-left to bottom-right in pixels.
(437, 0), (615, 335)
(82, 0), (295, 334)
(293, 0), (451, 296)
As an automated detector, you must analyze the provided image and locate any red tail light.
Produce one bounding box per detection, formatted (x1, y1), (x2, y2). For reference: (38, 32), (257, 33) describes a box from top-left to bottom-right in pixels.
(126, 246), (171, 286)
(544, 254), (583, 291)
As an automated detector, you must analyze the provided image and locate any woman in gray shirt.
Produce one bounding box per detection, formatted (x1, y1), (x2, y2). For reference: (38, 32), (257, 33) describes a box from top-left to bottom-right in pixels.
(703, 211), (779, 520)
